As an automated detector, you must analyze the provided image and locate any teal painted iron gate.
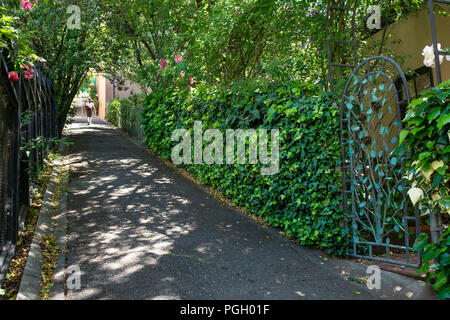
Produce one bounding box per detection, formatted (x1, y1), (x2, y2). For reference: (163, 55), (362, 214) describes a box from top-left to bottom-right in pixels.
(341, 56), (422, 267)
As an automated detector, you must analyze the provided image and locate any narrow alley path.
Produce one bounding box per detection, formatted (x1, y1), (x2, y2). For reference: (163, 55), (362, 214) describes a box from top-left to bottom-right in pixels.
(65, 115), (380, 300)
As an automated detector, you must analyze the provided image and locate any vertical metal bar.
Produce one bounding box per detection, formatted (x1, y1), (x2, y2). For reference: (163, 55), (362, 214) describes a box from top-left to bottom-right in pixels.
(326, 2), (333, 92)
(9, 80), (21, 243)
(414, 204), (422, 266)
(352, 0), (359, 67)
(428, 0), (442, 85)
(113, 77), (116, 99)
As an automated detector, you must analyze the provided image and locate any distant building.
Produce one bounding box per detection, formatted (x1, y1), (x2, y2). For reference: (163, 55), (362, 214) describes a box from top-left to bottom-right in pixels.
(95, 73), (146, 120)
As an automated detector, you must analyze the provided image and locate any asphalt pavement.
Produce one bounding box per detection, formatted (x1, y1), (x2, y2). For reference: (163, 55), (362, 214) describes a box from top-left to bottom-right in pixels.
(65, 115), (429, 300)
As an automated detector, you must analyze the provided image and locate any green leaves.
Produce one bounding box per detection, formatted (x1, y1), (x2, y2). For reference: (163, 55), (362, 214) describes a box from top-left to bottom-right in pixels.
(142, 82), (348, 255)
(413, 233), (429, 252)
(399, 81), (449, 300)
(398, 129), (409, 145)
(428, 106), (441, 123)
(413, 229), (450, 299)
(436, 113), (450, 131)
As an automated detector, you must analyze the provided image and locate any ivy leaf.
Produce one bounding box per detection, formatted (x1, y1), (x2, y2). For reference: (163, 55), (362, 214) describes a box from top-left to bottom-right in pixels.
(413, 233), (429, 252)
(436, 114), (450, 131)
(436, 90), (449, 101)
(428, 106), (441, 122)
(432, 173), (443, 188)
(408, 98), (423, 108)
(440, 253), (449, 266)
(432, 271), (448, 291)
(437, 285), (450, 300)
(423, 247), (439, 263)
(267, 106), (276, 120)
(439, 196), (450, 210)
(399, 129), (409, 145)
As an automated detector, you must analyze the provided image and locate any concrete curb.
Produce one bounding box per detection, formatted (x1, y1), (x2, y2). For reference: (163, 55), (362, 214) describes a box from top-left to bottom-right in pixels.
(49, 155), (69, 300)
(16, 145), (69, 300)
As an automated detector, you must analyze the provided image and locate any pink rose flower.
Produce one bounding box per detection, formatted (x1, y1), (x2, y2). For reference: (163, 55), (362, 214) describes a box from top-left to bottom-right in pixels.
(189, 77), (194, 85)
(9, 72), (19, 82)
(174, 54), (182, 63)
(21, 0), (33, 11)
(180, 71), (185, 78)
(24, 68), (34, 80)
(237, 11), (242, 16)
(160, 59), (168, 70)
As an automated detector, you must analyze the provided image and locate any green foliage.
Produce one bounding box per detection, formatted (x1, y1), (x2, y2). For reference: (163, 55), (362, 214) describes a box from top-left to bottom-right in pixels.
(413, 229), (450, 300)
(0, 4), (37, 69)
(400, 80), (449, 216)
(88, 82), (98, 109)
(399, 80), (450, 299)
(106, 99), (121, 127)
(20, 109), (72, 181)
(2, 0), (437, 129)
(142, 81), (349, 255)
(5, 0), (111, 133)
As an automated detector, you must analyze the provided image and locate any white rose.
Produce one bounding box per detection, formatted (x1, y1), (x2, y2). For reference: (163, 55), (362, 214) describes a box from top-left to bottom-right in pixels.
(423, 45), (434, 67)
(422, 44), (444, 68)
(422, 45), (435, 67)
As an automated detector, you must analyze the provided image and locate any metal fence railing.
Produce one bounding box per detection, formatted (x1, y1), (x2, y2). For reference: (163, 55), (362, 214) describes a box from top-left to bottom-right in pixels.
(118, 104), (146, 142)
(0, 52), (58, 285)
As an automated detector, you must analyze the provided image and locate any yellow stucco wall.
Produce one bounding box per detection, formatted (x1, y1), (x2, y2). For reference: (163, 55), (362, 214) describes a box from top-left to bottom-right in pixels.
(370, 6), (450, 84)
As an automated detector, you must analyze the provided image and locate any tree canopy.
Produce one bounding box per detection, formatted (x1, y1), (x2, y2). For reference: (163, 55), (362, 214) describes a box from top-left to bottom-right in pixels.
(0, 0), (437, 126)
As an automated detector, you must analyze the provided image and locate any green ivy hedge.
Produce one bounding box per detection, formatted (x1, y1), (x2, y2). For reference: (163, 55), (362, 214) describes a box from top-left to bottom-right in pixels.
(106, 99), (121, 127)
(142, 82), (349, 255)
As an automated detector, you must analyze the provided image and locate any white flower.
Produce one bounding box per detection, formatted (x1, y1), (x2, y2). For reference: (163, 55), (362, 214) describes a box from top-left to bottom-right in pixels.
(408, 187), (424, 206)
(422, 44), (444, 68)
(422, 45), (435, 67)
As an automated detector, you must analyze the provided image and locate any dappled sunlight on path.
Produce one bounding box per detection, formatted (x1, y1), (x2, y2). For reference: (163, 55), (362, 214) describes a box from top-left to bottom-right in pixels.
(65, 116), (379, 300)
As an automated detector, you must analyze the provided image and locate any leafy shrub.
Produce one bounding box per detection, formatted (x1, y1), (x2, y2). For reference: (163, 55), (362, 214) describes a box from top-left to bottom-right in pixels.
(399, 79), (449, 299)
(142, 81), (349, 255)
(106, 99), (121, 127)
(413, 229), (449, 300)
(88, 82), (99, 109)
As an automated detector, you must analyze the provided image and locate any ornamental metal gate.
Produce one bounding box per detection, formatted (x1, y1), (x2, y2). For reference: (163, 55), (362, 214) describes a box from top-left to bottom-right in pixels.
(340, 56), (421, 267)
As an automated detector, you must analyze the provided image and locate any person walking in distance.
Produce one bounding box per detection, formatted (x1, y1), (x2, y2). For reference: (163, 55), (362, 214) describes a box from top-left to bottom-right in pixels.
(85, 99), (96, 125)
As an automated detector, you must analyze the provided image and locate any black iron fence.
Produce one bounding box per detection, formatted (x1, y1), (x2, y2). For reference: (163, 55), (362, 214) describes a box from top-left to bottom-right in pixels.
(0, 52), (58, 285)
